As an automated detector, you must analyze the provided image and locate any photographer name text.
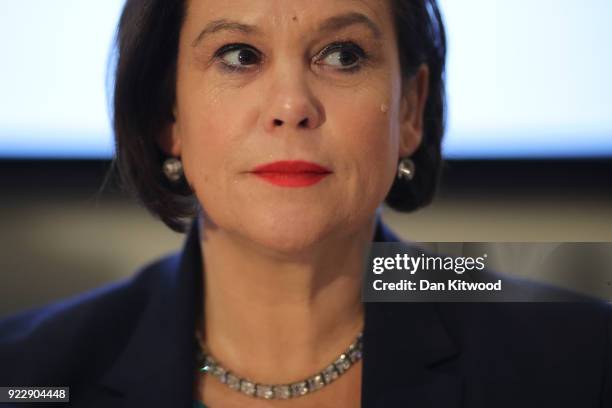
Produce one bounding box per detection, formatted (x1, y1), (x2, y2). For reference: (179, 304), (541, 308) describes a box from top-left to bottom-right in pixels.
(373, 279), (503, 291)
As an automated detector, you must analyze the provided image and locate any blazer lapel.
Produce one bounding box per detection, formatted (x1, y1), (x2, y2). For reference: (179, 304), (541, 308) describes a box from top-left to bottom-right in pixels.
(95, 220), (203, 407)
(364, 220), (463, 407)
(362, 301), (462, 408)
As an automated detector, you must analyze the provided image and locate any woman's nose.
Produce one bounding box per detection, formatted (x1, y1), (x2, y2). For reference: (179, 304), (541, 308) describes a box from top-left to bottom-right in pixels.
(262, 75), (324, 132)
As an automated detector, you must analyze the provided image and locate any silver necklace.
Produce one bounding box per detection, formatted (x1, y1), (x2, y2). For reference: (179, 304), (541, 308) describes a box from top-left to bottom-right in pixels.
(195, 331), (363, 400)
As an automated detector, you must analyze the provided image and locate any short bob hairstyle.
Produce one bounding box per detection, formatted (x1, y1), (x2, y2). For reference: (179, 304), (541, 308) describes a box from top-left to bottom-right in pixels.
(111, 0), (447, 233)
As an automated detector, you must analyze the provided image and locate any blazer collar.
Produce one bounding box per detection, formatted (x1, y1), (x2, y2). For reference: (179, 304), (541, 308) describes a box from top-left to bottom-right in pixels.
(365, 219), (462, 407)
(97, 219), (203, 406)
(98, 215), (461, 407)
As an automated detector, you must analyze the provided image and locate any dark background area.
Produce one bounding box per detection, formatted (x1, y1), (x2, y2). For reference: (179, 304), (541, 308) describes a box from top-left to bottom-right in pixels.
(1, 158), (610, 318)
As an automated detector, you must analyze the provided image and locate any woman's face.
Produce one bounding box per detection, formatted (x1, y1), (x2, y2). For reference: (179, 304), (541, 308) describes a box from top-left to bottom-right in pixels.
(164, 0), (428, 253)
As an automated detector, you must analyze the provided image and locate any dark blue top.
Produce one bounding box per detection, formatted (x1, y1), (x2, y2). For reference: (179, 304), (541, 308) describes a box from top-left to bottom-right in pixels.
(1, 216), (611, 407)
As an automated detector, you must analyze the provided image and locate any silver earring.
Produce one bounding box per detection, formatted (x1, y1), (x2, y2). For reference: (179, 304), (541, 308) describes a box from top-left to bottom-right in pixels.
(397, 157), (415, 181)
(163, 157), (184, 182)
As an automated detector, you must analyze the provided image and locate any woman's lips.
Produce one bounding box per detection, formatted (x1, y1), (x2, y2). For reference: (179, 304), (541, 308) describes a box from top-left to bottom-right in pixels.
(250, 160), (332, 187)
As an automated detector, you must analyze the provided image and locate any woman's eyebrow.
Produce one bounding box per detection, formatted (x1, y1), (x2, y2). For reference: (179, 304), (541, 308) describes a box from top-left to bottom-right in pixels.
(191, 11), (382, 47)
(191, 20), (261, 47)
(318, 12), (382, 40)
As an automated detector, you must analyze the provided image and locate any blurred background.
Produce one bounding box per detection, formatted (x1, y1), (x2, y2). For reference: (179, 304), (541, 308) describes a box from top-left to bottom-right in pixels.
(1, 0), (611, 317)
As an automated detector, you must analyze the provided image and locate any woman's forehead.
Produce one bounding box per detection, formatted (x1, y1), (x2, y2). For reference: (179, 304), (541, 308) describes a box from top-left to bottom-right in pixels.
(184, 0), (392, 37)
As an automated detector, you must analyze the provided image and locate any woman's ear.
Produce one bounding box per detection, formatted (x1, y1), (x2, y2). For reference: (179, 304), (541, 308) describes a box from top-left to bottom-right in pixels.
(398, 64), (429, 158)
(156, 107), (182, 157)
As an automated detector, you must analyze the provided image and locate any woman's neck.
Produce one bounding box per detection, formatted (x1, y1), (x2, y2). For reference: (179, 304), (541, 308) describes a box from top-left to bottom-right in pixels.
(197, 214), (376, 384)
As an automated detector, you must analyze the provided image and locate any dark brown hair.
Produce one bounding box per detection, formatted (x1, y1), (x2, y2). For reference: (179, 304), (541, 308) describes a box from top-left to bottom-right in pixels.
(111, 0), (446, 232)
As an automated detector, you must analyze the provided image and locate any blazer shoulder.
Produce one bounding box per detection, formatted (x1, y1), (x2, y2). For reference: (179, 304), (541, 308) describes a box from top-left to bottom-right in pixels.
(0, 251), (181, 386)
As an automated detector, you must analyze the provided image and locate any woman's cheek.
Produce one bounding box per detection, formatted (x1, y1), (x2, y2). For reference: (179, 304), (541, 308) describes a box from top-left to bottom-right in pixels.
(352, 97), (396, 160)
(179, 124), (223, 211)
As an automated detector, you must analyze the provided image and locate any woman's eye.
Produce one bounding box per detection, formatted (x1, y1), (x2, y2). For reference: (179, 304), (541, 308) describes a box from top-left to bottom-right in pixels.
(215, 44), (261, 72)
(317, 42), (367, 73)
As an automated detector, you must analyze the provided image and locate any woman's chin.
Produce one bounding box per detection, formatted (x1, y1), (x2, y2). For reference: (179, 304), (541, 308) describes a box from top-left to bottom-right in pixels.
(239, 212), (337, 257)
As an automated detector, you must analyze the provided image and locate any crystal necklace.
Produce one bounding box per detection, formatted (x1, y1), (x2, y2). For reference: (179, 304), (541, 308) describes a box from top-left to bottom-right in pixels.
(195, 331), (363, 400)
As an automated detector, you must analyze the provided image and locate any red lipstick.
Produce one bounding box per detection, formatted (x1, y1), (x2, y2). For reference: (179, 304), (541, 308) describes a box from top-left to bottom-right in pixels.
(250, 160), (332, 187)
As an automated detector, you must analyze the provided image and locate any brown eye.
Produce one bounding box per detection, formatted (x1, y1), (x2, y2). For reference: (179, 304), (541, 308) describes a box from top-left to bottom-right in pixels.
(321, 49), (359, 67)
(316, 41), (368, 73)
(215, 44), (261, 71)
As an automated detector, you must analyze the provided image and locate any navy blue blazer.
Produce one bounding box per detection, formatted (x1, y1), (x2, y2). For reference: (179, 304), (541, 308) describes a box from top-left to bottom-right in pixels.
(1, 217), (611, 407)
